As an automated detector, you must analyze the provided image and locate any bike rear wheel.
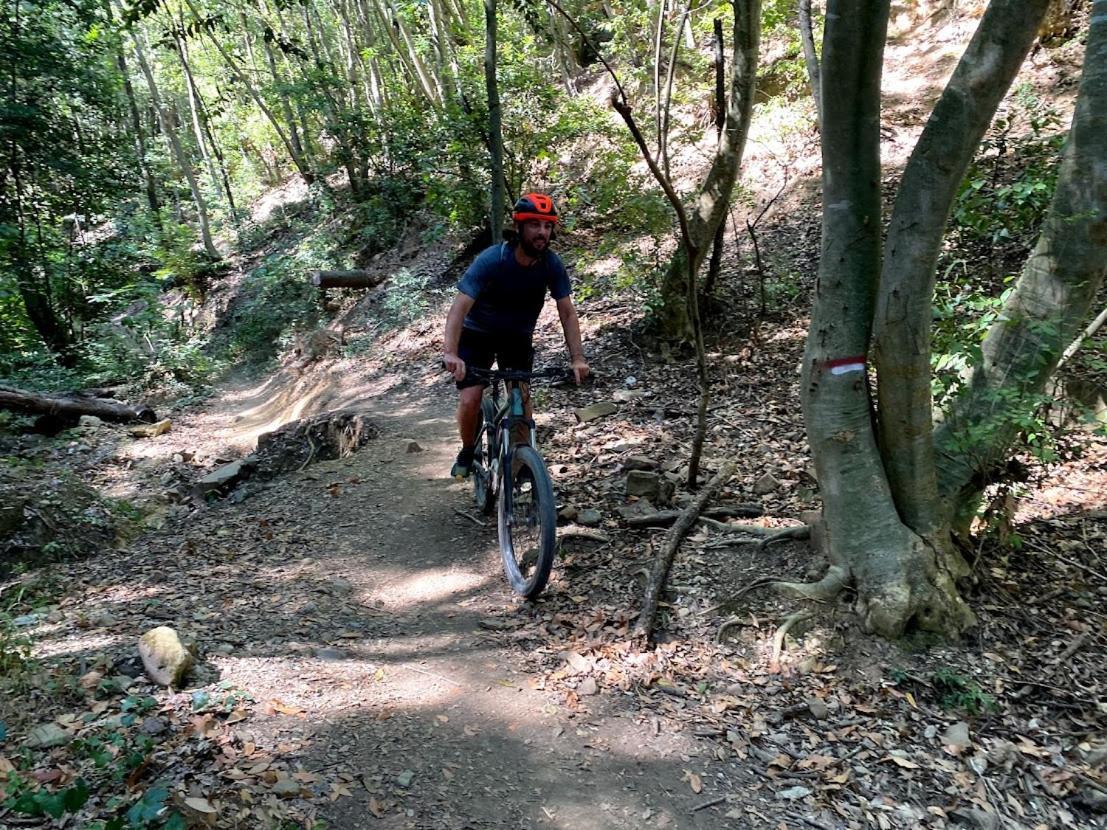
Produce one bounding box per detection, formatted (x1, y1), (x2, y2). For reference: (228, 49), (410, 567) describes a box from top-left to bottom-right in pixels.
(498, 445), (557, 599)
(472, 397), (496, 514)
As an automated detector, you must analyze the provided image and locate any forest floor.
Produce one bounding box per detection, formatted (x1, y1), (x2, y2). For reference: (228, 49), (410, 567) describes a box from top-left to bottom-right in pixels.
(3, 6), (1107, 830)
(1, 218), (1105, 829)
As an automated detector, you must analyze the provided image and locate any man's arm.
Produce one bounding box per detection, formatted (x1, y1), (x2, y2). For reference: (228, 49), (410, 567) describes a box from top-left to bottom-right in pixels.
(556, 296), (589, 385)
(443, 293), (476, 381)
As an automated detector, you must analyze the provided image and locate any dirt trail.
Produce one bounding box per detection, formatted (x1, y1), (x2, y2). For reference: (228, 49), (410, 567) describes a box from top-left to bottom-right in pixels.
(44, 364), (738, 830)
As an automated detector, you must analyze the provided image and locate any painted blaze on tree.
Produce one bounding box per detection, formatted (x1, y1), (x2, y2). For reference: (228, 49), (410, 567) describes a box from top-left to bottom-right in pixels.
(797, 0), (1107, 638)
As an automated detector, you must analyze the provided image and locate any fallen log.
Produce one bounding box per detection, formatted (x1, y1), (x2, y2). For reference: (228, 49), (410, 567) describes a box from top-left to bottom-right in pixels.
(310, 270), (387, 289)
(0, 386), (156, 424)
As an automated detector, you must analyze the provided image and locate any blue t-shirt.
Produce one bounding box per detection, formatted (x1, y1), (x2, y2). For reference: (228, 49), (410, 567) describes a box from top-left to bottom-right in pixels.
(457, 243), (571, 336)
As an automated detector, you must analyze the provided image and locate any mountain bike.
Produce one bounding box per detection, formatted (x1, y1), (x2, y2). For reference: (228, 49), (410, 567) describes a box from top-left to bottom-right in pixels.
(465, 366), (570, 599)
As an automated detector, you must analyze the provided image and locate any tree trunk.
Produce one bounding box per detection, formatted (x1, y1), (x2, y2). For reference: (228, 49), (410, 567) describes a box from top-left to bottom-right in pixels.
(186, 0), (316, 187)
(485, 0), (505, 238)
(872, 0), (1051, 537)
(0, 386), (156, 423)
(657, 0), (759, 341)
(798, 0), (821, 129)
(132, 31), (221, 260)
(935, 7), (1107, 513)
(702, 16), (727, 301)
(800, 0), (972, 638)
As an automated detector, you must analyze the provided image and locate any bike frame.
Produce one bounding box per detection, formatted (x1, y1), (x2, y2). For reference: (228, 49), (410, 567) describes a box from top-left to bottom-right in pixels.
(486, 378), (535, 520)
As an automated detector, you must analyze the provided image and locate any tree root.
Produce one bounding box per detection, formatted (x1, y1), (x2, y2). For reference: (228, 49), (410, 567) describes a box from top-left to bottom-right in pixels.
(771, 610), (813, 671)
(703, 565), (850, 617)
(702, 523), (810, 549)
(773, 565), (849, 601)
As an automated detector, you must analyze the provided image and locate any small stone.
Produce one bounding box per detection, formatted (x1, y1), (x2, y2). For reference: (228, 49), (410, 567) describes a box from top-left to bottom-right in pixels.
(313, 647), (346, 661)
(616, 502), (656, 520)
(78, 415), (103, 429)
(943, 721), (972, 752)
(574, 401), (618, 423)
(213, 643), (234, 655)
(396, 769), (415, 788)
(806, 699), (829, 720)
(272, 778), (301, 798)
(12, 613), (42, 627)
(753, 472), (782, 495)
(950, 807), (999, 829)
(578, 677), (599, 696)
(626, 469), (661, 496)
(558, 506), (579, 522)
(776, 785), (812, 801)
(623, 455), (659, 471)
(404, 439), (423, 453)
(192, 457), (255, 498)
(141, 717), (168, 735)
(90, 610), (116, 629)
(613, 389), (648, 403)
(25, 723), (72, 749)
(45, 609), (63, 623)
(79, 671), (104, 692)
(130, 419), (171, 438)
(577, 509), (602, 527)
(138, 626), (193, 687)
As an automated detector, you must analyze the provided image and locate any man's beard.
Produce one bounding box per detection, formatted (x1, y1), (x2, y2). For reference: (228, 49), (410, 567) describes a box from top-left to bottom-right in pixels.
(519, 236), (547, 259)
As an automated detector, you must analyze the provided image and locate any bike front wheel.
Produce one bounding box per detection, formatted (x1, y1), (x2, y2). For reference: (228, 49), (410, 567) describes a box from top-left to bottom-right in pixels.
(497, 445), (557, 599)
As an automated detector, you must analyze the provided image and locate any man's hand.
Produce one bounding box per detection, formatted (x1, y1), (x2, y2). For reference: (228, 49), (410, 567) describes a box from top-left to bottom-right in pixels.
(444, 352), (466, 382)
(570, 356), (590, 386)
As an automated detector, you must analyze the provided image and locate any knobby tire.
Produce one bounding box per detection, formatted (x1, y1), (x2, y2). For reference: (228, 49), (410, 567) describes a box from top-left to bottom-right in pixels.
(498, 445), (557, 599)
(473, 397), (496, 514)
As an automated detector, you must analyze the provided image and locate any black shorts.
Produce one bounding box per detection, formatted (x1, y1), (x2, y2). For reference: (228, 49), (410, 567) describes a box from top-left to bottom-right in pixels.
(457, 328), (534, 389)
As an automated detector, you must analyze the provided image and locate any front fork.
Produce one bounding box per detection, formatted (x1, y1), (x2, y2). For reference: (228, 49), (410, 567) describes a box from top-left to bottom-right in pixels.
(498, 417), (536, 521)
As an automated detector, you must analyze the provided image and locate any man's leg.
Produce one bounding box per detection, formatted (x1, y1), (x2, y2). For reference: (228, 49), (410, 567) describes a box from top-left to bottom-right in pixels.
(452, 329), (492, 479)
(451, 386), (484, 478)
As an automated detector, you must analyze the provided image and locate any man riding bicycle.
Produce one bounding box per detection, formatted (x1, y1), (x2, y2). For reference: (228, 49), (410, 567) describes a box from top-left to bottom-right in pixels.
(443, 192), (589, 479)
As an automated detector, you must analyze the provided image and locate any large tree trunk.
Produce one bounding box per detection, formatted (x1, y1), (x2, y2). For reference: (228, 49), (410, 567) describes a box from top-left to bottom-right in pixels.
(484, 0), (505, 237)
(935, 8), (1107, 514)
(800, 0), (973, 639)
(184, 0), (316, 187)
(872, 0), (1051, 537)
(657, 0), (760, 341)
(132, 31), (221, 260)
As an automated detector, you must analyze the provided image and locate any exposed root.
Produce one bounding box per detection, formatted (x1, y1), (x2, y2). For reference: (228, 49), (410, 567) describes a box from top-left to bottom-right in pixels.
(757, 525), (811, 550)
(703, 565), (850, 617)
(773, 564), (849, 602)
(716, 615), (748, 643)
(770, 610), (813, 671)
(557, 527), (611, 544)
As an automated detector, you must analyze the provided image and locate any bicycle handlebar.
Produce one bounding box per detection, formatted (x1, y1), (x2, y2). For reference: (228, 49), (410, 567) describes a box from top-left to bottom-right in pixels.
(464, 366), (575, 384)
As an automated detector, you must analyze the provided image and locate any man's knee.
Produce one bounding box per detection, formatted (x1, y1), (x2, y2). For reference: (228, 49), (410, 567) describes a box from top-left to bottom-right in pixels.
(458, 386), (483, 411)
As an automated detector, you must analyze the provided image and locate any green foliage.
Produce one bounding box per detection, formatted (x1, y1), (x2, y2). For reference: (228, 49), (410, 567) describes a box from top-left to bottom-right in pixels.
(931, 668), (998, 716)
(380, 267), (451, 329)
(215, 232), (329, 364)
(949, 84), (1064, 257)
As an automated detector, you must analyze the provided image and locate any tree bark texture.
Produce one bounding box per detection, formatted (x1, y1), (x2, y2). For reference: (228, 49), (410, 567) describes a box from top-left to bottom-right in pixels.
(935, 2), (1107, 510)
(873, 0), (1051, 537)
(801, 0), (973, 638)
(658, 0), (760, 341)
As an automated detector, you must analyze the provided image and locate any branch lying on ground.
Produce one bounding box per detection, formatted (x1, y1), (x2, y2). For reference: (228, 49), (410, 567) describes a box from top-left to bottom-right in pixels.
(634, 461), (736, 640)
(625, 503), (762, 528)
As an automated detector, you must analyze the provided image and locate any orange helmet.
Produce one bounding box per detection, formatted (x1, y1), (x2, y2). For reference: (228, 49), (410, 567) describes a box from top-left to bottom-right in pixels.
(512, 192), (558, 224)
